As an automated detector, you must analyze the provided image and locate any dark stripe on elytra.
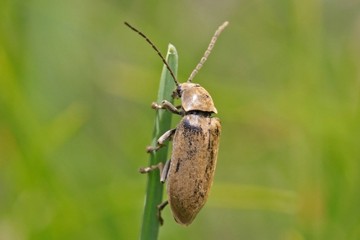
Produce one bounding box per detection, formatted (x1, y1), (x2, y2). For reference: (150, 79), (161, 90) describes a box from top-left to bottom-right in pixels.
(175, 161), (180, 173)
(183, 118), (202, 134)
(207, 129), (212, 150)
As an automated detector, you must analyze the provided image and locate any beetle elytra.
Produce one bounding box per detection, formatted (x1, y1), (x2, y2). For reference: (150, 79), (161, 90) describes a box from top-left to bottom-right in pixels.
(125, 21), (228, 226)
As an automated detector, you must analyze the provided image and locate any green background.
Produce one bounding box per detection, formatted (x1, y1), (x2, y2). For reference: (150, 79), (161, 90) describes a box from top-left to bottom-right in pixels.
(1, 0), (360, 239)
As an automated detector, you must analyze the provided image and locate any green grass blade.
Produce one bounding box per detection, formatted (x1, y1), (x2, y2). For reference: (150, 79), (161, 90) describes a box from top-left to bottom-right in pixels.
(140, 44), (178, 240)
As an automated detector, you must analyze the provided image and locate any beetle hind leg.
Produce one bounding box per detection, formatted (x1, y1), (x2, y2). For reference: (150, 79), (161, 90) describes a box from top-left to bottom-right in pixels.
(139, 160), (171, 225)
(157, 200), (169, 226)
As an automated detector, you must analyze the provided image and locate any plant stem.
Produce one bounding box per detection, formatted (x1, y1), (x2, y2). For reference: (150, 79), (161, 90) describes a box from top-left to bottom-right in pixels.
(140, 44), (178, 240)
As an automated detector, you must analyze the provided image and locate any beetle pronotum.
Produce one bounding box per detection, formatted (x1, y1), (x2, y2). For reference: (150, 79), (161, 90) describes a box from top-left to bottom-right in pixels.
(125, 21), (229, 226)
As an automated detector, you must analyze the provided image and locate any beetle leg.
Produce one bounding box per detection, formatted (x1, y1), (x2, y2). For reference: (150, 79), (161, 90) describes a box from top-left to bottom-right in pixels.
(146, 128), (176, 152)
(139, 159), (170, 183)
(157, 200), (169, 226)
(139, 162), (163, 174)
(151, 100), (182, 115)
(160, 159), (171, 183)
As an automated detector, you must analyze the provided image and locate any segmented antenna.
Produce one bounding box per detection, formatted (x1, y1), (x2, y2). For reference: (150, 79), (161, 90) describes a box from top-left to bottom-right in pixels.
(124, 22), (179, 87)
(187, 21), (229, 82)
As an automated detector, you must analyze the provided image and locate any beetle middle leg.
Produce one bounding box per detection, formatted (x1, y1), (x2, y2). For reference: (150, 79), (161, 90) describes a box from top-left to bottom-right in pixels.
(139, 159), (171, 183)
(146, 128), (176, 152)
(139, 162), (164, 175)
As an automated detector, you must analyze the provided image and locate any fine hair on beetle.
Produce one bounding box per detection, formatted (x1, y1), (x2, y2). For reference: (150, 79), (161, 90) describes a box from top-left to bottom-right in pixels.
(125, 21), (228, 226)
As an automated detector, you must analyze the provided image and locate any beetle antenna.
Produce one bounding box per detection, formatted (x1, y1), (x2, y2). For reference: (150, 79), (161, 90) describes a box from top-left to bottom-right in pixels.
(187, 21), (229, 82)
(124, 22), (180, 87)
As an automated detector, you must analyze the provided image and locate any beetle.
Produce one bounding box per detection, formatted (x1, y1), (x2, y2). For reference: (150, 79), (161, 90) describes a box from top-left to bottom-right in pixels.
(125, 21), (228, 226)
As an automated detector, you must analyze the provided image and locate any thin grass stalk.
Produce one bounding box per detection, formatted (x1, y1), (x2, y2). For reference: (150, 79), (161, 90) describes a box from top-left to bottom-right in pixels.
(140, 44), (178, 240)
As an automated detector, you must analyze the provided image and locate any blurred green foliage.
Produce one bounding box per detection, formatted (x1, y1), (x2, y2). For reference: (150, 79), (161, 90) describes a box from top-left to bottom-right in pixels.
(1, 0), (360, 239)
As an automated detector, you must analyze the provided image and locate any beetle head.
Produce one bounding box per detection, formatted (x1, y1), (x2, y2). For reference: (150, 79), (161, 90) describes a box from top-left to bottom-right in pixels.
(175, 82), (217, 114)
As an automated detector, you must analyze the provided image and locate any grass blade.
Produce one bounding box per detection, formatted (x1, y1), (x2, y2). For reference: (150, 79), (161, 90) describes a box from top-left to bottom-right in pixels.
(140, 44), (178, 240)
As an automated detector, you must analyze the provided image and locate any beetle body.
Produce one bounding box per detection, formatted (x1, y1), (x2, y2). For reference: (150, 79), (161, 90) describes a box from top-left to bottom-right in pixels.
(168, 112), (221, 225)
(125, 21), (228, 225)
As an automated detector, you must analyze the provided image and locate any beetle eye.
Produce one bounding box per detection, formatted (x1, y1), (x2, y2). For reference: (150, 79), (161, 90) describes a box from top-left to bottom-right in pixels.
(172, 86), (181, 99)
(173, 86), (182, 98)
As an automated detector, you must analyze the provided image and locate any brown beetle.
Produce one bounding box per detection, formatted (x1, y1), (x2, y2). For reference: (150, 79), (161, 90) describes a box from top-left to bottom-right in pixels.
(125, 21), (228, 225)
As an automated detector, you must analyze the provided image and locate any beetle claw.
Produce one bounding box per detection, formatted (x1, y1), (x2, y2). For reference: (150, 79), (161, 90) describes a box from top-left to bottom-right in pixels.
(146, 146), (153, 153)
(138, 167), (148, 173)
(146, 145), (161, 153)
(158, 215), (164, 226)
(146, 146), (154, 153)
(151, 102), (160, 110)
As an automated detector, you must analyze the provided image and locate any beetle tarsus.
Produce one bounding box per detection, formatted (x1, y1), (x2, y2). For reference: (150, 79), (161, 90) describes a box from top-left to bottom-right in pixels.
(146, 145), (161, 153)
(151, 102), (159, 109)
(139, 162), (164, 174)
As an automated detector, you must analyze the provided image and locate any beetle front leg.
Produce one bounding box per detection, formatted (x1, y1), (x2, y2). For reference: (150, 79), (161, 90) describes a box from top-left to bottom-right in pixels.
(151, 100), (182, 115)
(146, 128), (176, 153)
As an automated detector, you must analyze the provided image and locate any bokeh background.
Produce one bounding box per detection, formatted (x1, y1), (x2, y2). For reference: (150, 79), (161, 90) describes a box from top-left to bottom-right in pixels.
(1, 0), (360, 239)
